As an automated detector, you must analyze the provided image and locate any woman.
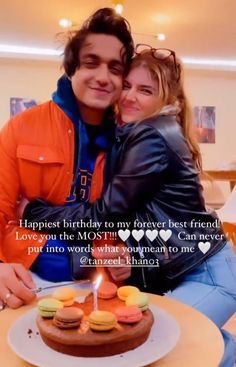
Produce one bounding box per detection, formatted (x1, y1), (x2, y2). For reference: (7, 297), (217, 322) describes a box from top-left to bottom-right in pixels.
(24, 45), (236, 366)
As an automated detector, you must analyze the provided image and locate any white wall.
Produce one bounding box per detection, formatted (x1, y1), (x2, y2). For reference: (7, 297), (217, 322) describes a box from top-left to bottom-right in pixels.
(185, 69), (236, 170)
(0, 58), (61, 125)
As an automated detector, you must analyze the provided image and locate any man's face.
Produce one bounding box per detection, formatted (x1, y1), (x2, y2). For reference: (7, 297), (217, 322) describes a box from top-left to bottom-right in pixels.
(71, 34), (124, 123)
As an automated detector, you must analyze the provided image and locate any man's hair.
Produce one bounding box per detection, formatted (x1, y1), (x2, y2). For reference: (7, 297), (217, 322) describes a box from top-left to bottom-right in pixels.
(63, 8), (134, 77)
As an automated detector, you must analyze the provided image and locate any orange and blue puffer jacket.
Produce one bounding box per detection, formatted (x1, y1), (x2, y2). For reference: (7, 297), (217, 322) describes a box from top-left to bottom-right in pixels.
(0, 75), (115, 268)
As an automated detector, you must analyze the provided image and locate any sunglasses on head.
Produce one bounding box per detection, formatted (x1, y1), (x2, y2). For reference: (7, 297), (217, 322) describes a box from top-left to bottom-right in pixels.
(135, 44), (180, 82)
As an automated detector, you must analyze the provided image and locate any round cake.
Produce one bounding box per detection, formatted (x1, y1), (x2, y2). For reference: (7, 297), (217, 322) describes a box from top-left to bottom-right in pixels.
(36, 292), (154, 357)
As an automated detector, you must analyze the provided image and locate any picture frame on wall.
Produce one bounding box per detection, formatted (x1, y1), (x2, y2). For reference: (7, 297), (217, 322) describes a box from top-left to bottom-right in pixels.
(193, 106), (215, 144)
(10, 97), (37, 117)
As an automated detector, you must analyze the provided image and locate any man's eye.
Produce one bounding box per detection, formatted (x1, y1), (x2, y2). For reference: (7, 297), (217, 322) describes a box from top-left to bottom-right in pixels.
(83, 61), (98, 68)
(123, 83), (130, 90)
(110, 65), (123, 75)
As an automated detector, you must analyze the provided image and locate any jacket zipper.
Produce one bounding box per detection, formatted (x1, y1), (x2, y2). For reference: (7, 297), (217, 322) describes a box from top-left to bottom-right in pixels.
(138, 243), (147, 289)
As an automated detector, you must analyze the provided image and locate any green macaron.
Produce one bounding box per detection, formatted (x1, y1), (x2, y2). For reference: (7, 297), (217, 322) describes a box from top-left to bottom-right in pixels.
(38, 298), (64, 318)
(125, 292), (149, 312)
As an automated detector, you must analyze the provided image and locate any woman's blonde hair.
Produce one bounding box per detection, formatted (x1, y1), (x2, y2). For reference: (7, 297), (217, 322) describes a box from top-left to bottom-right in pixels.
(129, 51), (202, 171)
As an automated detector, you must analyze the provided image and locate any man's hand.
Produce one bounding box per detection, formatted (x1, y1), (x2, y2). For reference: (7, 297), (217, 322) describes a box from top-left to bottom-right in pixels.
(92, 244), (131, 282)
(0, 263), (36, 309)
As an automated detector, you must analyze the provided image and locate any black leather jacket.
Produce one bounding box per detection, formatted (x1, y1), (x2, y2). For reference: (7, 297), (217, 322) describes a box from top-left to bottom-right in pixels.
(23, 115), (226, 294)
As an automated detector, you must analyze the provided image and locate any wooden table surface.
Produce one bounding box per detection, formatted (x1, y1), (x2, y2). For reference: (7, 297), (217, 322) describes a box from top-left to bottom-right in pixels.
(0, 292), (224, 367)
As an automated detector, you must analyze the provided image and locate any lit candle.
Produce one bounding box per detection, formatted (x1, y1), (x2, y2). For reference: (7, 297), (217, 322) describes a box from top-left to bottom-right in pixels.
(93, 274), (103, 311)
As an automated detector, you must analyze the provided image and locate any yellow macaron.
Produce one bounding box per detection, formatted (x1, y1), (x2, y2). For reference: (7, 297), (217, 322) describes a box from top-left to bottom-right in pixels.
(117, 286), (140, 301)
(52, 287), (77, 306)
(89, 310), (117, 331)
(125, 292), (149, 311)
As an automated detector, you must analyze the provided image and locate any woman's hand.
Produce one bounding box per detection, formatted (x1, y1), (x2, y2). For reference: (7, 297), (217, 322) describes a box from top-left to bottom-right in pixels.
(0, 263), (36, 309)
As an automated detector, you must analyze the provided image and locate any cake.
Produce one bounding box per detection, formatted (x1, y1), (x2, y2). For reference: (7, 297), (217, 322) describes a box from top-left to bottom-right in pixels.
(36, 286), (154, 357)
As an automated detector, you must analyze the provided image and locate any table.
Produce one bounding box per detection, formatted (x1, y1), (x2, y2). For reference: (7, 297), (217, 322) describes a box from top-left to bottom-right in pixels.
(0, 292), (224, 367)
(204, 170), (236, 191)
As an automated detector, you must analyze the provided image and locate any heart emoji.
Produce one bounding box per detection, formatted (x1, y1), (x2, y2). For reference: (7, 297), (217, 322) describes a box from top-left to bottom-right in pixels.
(146, 229), (158, 242)
(159, 229), (172, 242)
(118, 229), (131, 242)
(132, 229), (145, 242)
(198, 241), (211, 254)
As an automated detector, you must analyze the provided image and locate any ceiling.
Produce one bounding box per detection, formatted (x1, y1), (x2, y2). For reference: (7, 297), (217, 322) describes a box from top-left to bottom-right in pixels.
(0, 0), (236, 69)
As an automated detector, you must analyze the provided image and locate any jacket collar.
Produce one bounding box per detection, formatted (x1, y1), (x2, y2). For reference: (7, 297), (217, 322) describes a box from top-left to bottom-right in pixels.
(116, 122), (135, 140)
(115, 102), (180, 140)
(52, 74), (81, 125)
(159, 102), (181, 116)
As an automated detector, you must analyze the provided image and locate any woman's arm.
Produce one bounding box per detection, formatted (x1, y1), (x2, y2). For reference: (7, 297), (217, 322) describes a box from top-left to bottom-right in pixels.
(23, 123), (169, 232)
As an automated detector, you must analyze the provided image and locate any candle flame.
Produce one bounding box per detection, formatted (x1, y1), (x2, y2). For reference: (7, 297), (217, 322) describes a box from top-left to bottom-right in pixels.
(94, 274), (103, 290)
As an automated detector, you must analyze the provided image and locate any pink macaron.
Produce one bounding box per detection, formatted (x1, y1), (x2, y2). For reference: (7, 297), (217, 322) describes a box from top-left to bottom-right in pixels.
(114, 305), (143, 324)
(98, 281), (118, 299)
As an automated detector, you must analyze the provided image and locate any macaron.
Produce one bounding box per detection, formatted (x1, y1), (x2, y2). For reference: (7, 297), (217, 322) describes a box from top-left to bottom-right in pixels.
(117, 286), (140, 301)
(126, 292), (149, 312)
(52, 287), (77, 306)
(98, 281), (118, 299)
(114, 305), (143, 324)
(38, 298), (64, 318)
(53, 307), (84, 329)
(89, 310), (117, 331)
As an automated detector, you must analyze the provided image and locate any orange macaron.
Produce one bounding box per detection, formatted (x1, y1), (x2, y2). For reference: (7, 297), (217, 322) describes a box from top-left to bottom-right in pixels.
(98, 281), (118, 300)
(114, 305), (143, 324)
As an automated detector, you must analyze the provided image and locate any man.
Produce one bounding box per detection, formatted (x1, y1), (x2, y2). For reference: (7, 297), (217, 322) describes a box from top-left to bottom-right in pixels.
(0, 8), (134, 309)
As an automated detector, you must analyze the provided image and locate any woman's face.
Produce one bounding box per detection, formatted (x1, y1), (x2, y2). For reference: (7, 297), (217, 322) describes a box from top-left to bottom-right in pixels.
(119, 65), (163, 123)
